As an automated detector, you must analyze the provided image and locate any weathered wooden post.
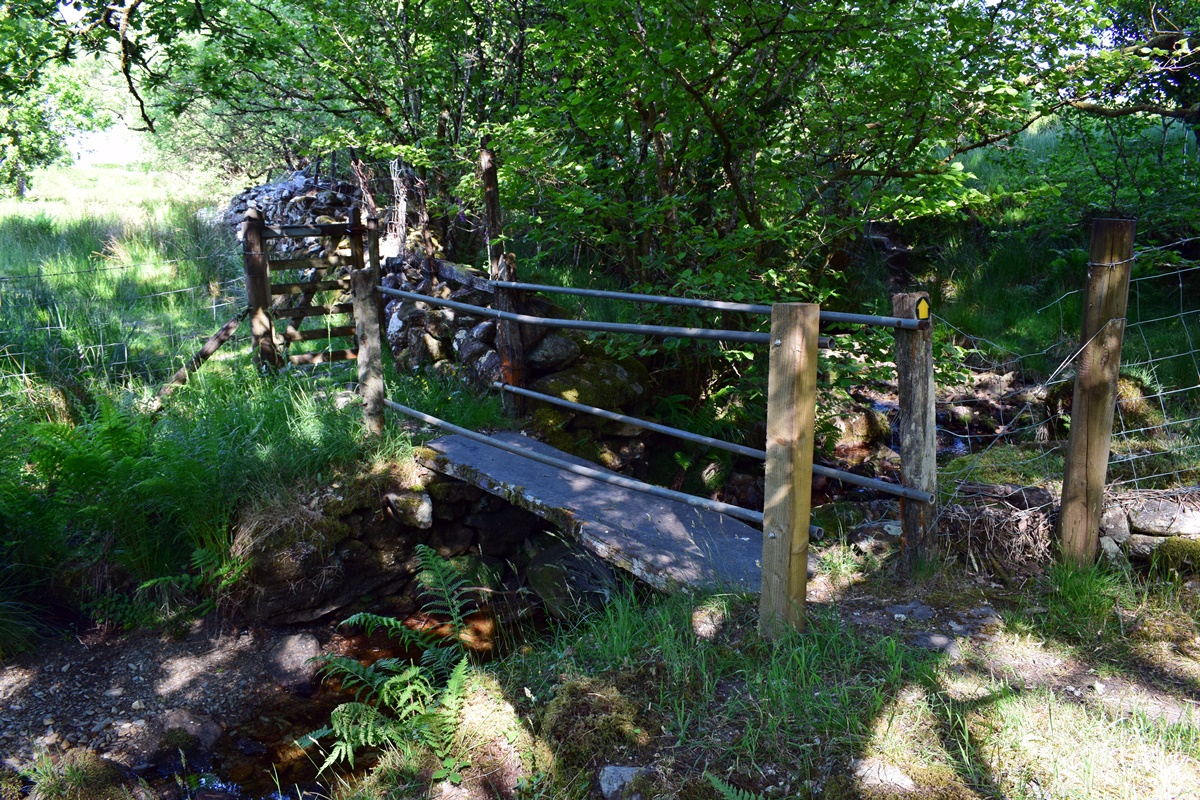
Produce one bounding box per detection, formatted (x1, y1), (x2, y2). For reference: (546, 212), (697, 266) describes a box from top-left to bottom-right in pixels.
(760, 303), (820, 638)
(1059, 219), (1136, 565)
(241, 208), (281, 367)
(351, 206), (385, 434)
(893, 292), (938, 569)
(349, 205), (365, 272)
(352, 266), (385, 436)
(367, 213), (386, 326)
(480, 139), (526, 414)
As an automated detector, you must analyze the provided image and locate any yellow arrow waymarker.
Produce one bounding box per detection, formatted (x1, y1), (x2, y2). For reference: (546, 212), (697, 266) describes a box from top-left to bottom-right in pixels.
(916, 296), (931, 320)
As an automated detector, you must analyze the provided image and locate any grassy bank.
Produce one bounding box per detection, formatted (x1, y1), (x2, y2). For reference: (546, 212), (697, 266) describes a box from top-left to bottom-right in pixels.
(0, 163), (415, 653)
(296, 549), (1200, 800)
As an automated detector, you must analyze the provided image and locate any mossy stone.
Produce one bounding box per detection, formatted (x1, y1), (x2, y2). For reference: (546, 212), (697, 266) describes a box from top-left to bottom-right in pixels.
(541, 677), (649, 772)
(1152, 536), (1200, 575)
(528, 360), (643, 412)
(1115, 376), (1165, 430)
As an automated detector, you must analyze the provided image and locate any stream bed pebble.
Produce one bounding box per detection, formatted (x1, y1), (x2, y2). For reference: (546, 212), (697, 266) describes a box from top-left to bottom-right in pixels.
(0, 618), (343, 797)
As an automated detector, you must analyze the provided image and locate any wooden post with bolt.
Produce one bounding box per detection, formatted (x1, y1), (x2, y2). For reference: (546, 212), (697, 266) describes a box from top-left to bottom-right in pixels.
(893, 291), (938, 570)
(1059, 218), (1136, 565)
(241, 208), (281, 367)
(759, 303), (820, 637)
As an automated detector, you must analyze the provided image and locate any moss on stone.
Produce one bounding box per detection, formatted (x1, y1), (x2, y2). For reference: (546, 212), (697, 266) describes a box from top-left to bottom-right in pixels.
(529, 405), (576, 452)
(1152, 536), (1200, 575)
(528, 360), (641, 411)
(941, 445), (1063, 494)
(541, 677), (650, 773)
(810, 502), (875, 539)
(1116, 376), (1165, 430)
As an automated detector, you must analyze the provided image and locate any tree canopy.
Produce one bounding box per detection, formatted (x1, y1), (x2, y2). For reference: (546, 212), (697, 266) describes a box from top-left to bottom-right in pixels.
(4, 0), (1196, 283)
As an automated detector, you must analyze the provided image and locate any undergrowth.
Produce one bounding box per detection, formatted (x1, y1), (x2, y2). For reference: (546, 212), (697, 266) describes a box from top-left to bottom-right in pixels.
(300, 545), (479, 782)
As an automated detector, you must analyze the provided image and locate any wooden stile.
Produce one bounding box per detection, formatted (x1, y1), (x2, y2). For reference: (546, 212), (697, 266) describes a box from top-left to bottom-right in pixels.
(282, 325), (355, 343)
(269, 256), (349, 271)
(288, 348), (357, 366)
(270, 279), (350, 295)
(1059, 218), (1136, 565)
(759, 303), (820, 638)
(892, 292), (938, 569)
(274, 303), (353, 319)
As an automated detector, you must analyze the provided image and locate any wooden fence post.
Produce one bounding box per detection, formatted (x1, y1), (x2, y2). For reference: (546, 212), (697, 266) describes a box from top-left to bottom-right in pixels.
(353, 266), (385, 435)
(893, 292), (938, 569)
(480, 139), (526, 414)
(349, 205), (365, 272)
(1059, 218), (1136, 565)
(367, 213), (386, 327)
(241, 208), (281, 368)
(759, 303), (820, 638)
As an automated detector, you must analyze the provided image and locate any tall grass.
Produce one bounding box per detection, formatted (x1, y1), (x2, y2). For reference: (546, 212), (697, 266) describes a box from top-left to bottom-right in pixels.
(0, 163), (414, 642)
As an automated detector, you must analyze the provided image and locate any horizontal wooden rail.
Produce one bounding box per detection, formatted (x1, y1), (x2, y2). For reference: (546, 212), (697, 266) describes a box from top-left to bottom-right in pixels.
(263, 223), (364, 239)
(288, 348), (357, 366)
(378, 286), (831, 347)
(269, 256), (349, 271)
(274, 303), (353, 319)
(271, 279), (350, 295)
(282, 325), (356, 343)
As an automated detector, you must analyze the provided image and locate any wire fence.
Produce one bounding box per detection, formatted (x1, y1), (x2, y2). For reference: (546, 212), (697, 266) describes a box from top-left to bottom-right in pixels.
(932, 240), (1200, 570)
(0, 256), (250, 405)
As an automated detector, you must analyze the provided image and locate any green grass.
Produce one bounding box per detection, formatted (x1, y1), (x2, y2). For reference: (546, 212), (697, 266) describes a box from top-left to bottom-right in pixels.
(487, 588), (938, 796)
(0, 166), (244, 398)
(317, 553), (1200, 799)
(0, 162), (417, 643)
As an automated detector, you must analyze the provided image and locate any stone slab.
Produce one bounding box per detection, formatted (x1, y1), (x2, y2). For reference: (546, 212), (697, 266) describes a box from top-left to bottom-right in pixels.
(421, 433), (764, 592)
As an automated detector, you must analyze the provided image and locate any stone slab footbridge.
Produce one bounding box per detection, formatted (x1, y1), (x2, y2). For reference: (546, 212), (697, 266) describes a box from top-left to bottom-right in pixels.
(209, 208), (939, 636)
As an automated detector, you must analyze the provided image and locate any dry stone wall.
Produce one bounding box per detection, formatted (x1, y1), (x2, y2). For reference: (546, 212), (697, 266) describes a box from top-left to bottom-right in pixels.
(233, 465), (616, 625)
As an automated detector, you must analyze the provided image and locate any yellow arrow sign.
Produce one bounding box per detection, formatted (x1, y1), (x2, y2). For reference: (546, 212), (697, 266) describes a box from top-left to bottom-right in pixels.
(916, 296), (931, 320)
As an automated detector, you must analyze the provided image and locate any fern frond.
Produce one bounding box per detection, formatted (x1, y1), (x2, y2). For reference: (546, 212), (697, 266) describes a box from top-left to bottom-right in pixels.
(416, 543), (473, 636)
(378, 665), (436, 719)
(440, 656), (469, 721)
(328, 702), (406, 750)
(424, 656), (470, 759)
(294, 725), (333, 750)
(341, 611), (440, 651)
(706, 773), (763, 800)
(420, 641), (463, 681)
(313, 654), (390, 702)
